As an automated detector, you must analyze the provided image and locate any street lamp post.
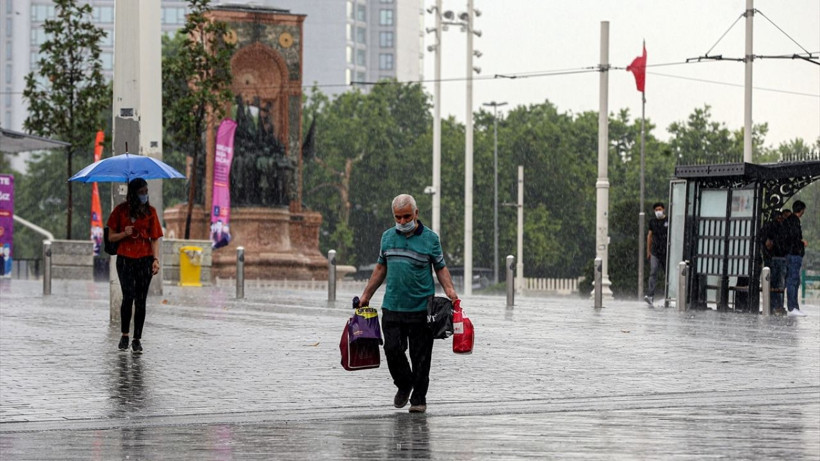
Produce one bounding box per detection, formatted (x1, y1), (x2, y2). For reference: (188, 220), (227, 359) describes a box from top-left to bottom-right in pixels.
(432, 2), (481, 295)
(483, 101), (507, 285)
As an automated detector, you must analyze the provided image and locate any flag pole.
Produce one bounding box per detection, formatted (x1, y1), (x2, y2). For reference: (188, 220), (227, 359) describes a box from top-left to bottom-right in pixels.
(638, 90), (646, 299)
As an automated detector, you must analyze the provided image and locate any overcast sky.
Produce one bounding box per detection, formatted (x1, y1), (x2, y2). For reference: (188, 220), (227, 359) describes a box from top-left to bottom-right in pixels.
(422, 0), (819, 148)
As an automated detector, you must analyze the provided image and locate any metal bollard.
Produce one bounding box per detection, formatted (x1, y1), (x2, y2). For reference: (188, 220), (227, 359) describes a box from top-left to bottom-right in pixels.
(328, 249), (337, 302)
(760, 266), (771, 317)
(43, 240), (52, 296)
(594, 257), (602, 309)
(678, 261), (688, 312)
(236, 246), (245, 299)
(506, 255), (515, 307)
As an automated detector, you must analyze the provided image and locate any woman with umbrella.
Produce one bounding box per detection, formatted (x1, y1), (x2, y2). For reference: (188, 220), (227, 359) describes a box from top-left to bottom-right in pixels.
(106, 178), (163, 353)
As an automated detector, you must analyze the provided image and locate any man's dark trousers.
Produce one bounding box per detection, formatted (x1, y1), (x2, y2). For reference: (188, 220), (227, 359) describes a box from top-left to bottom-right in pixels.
(381, 309), (434, 406)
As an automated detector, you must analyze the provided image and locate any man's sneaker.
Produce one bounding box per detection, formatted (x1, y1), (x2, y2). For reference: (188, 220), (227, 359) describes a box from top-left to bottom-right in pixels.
(409, 404), (427, 413)
(118, 336), (129, 351)
(787, 308), (807, 317)
(131, 339), (143, 354)
(644, 295), (654, 306)
(393, 388), (412, 408)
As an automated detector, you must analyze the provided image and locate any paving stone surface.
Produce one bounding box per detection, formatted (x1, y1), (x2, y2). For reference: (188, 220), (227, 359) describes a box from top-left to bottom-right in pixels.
(1, 279), (818, 460)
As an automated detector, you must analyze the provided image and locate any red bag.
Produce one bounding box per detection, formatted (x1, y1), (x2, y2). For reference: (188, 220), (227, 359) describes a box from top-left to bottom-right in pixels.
(340, 318), (381, 371)
(452, 300), (474, 354)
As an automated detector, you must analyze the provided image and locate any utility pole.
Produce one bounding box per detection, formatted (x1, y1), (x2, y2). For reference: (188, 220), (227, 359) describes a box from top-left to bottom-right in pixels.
(463, 0), (475, 296)
(430, 0), (442, 235)
(743, 0), (754, 163)
(483, 101), (506, 285)
(110, 0), (163, 321)
(594, 21), (613, 300)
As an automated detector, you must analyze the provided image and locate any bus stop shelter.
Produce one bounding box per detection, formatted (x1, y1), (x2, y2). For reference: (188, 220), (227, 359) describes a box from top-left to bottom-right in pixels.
(666, 161), (820, 312)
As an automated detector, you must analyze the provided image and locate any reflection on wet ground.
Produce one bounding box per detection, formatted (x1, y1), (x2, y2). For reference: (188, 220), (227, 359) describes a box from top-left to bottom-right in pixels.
(1, 280), (818, 459)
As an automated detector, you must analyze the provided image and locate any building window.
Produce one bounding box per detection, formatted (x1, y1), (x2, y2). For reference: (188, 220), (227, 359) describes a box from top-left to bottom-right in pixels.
(356, 49), (366, 66)
(379, 9), (393, 26)
(31, 28), (47, 47)
(93, 6), (114, 23)
(5, 17), (11, 36)
(379, 31), (393, 48)
(100, 30), (114, 47)
(379, 0), (394, 3)
(5, 41), (10, 60)
(345, 68), (352, 85)
(162, 7), (187, 25)
(356, 5), (366, 21)
(346, 46), (353, 64)
(346, 24), (353, 41)
(379, 53), (393, 70)
(356, 71), (366, 83)
(101, 52), (113, 71)
(4, 89), (11, 106)
(4, 64), (11, 84)
(31, 4), (55, 22)
(356, 27), (366, 44)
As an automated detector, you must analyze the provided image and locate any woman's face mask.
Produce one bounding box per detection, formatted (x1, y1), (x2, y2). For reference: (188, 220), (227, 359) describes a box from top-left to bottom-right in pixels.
(138, 194), (149, 204)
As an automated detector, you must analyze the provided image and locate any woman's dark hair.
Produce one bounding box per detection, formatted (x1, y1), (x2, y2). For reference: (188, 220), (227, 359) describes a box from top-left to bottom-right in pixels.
(126, 178), (149, 219)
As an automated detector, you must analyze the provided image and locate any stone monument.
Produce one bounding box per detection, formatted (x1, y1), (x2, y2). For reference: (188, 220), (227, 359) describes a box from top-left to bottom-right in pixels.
(164, 5), (326, 280)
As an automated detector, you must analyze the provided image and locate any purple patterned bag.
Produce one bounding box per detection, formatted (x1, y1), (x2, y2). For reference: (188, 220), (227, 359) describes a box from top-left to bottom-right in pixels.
(348, 306), (383, 345)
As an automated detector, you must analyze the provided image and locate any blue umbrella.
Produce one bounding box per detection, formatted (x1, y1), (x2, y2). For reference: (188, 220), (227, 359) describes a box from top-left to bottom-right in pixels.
(69, 153), (185, 183)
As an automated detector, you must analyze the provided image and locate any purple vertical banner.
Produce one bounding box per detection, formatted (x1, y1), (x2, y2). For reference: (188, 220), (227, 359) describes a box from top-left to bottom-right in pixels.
(210, 119), (237, 249)
(0, 174), (13, 277)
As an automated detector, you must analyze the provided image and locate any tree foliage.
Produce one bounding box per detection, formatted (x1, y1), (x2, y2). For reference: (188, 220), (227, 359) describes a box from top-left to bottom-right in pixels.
(21, 0), (108, 239)
(163, 0), (234, 238)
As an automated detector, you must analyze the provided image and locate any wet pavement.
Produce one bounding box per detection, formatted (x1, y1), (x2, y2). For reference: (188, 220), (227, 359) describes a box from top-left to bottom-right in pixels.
(1, 278), (818, 460)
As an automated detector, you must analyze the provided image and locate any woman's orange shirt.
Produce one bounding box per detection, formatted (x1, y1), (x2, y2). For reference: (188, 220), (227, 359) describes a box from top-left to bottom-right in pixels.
(106, 202), (163, 259)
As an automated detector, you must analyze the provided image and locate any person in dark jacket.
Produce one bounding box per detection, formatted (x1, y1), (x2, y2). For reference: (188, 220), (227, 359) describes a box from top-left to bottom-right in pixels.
(782, 201), (808, 316)
(644, 202), (668, 306)
(761, 210), (788, 314)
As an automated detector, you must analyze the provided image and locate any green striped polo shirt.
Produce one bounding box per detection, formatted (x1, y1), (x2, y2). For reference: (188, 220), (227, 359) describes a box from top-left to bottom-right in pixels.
(377, 220), (446, 312)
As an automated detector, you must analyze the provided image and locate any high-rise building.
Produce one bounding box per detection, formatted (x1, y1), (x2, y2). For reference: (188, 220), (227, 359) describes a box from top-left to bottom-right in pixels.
(266, 0), (424, 97)
(0, 0), (188, 135)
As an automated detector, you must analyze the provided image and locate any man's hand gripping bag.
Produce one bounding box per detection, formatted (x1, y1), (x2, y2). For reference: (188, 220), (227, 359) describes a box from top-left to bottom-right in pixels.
(452, 299), (474, 354)
(340, 297), (382, 371)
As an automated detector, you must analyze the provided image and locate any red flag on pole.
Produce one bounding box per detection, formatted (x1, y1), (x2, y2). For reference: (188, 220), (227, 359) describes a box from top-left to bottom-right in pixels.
(627, 43), (647, 92)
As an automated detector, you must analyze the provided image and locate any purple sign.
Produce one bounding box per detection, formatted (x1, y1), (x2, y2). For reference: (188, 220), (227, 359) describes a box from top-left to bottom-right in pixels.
(0, 174), (13, 277)
(210, 119), (237, 249)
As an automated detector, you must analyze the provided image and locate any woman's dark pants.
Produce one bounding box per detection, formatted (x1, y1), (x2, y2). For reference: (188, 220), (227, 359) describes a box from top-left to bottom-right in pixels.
(381, 309), (435, 406)
(116, 256), (154, 340)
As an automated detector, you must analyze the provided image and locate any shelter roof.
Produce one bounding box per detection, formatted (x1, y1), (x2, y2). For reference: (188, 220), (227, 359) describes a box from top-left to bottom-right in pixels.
(0, 128), (70, 154)
(675, 161), (820, 181)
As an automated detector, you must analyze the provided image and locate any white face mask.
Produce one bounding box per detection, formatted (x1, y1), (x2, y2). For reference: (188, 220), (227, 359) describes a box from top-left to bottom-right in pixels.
(395, 220), (415, 233)
(655, 210), (664, 219)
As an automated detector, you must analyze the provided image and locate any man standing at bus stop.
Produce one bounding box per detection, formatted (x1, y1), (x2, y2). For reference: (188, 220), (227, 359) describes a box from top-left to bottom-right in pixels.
(783, 200), (808, 316)
(645, 202), (668, 306)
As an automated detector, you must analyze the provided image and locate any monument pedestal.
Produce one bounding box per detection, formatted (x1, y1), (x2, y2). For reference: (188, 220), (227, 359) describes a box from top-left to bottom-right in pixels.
(164, 205), (327, 280)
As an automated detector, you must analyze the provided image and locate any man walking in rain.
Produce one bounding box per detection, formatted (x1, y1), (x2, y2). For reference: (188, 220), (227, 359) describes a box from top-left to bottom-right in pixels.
(358, 194), (458, 413)
(645, 202), (668, 306)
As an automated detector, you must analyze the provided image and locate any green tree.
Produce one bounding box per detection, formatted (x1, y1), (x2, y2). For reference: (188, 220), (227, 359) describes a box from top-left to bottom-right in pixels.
(164, 0), (234, 238)
(302, 82), (433, 266)
(22, 0), (108, 239)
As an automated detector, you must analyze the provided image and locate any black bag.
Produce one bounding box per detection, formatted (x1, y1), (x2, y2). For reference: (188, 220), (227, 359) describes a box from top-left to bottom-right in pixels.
(103, 226), (119, 256)
(427, 296), (454, 339)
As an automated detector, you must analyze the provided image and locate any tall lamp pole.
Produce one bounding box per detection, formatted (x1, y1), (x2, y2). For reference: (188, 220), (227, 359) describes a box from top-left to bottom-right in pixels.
(426, 0), (443, 234)
(435, 3), (481, 294)
(483, 101), (507, 285)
